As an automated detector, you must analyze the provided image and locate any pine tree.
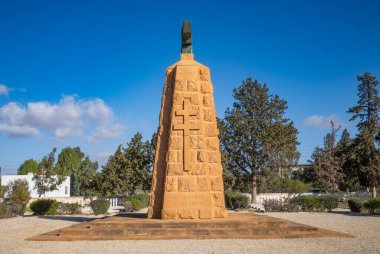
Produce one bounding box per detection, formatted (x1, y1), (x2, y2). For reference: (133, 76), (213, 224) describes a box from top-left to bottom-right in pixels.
(96, 145), (126, 196)
(347, 73), (380, 197)
(95, 132), (153, 195)
(313, 121), (345, 193)
(123, 132), (152, 193)
(348, 72), (380, 139)
(336, 129), (360, 191)
(353, 127), (380, 197)
(219, 78), (299, 202)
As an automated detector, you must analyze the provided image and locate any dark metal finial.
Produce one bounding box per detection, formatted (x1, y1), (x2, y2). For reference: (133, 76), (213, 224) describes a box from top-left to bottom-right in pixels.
(181, 20), (192, 54)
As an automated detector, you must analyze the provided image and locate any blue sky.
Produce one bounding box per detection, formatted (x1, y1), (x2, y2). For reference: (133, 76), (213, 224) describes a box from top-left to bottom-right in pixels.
(1, 0), (379, 174)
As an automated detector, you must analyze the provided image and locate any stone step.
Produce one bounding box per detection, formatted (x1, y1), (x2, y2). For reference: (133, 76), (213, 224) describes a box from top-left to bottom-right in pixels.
(58, 226), (322, 240)
(27, 214), (353, 241)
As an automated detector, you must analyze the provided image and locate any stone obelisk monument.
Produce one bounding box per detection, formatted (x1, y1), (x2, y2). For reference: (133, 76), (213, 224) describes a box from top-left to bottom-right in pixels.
(148, 20), (228, 220)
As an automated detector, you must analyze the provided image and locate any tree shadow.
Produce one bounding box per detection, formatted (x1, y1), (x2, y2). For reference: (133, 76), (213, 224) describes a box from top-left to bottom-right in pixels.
(36, 215), (105, 222)
(114, 213), (147, 219)
(331, 211), (380, 217)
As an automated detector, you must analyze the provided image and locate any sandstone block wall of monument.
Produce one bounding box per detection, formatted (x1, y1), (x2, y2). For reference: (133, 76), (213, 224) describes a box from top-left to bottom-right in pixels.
(148, 53), (228, 219)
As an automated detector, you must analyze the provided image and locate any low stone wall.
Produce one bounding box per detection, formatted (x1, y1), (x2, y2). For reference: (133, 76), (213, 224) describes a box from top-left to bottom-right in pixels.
(28, 196), (94, 206)
(242, 193), (309, 204)
(27, 196), (125, 214)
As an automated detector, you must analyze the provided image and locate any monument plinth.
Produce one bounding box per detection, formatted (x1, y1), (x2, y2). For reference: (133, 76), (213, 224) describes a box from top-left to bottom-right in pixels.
(147, 21), (228, 219)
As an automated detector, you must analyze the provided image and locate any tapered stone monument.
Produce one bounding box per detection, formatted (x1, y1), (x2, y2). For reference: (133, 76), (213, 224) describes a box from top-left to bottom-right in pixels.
(27, 21), (352, 241)
(147, 20), (228, 219)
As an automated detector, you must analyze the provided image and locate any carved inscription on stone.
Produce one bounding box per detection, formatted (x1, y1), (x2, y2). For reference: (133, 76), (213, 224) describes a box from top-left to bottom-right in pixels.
(164, 192), (212, 209)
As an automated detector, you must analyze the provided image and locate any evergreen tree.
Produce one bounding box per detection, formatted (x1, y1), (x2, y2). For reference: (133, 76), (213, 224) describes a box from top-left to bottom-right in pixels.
(353, 127), (380, 197)
(57, 147), (81, 196)
(17, 159), (38, 175)
(96, 132), (153, 195)
(336, 129), (361, 191)
(33, 148), (68, 197)
(347, 73), (380, 140)
(219, 78), (299, 202)
(347, 73), (380, 197)
(57, 147), (98, 196)
(95, 145), (126, 196)
(313, 121), (345, 193)
(123, 132), (152, 192)
(146, 132), (157, 169)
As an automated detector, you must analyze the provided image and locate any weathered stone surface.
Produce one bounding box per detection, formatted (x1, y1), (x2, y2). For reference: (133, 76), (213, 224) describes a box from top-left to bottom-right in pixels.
(178, 176), (197, 192)
(28, 213), (353, 241)
(148, 53), (227, 219)
(197, 176), (211, 191)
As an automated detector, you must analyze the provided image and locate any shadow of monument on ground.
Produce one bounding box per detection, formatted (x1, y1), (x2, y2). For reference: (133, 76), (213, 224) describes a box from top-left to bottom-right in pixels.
(37, 215), (104, 222)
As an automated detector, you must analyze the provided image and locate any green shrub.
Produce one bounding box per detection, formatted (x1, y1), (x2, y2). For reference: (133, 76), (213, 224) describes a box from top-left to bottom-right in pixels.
(291, 195), (321, 211)
(318, 195), (339, 212)
(7, 179), (31, 203)
(364, 197), (380, 214)
(124, 201), (133, 212)
(56, 203), (81, 215)
(263, 199), (299, 212)
(125, 193), (150, 211)
(10, 201), (26, 216)
(131, 199), (143, 211)
(348, 198), (364, 213)
(0, 204), (12, 219)
(30, 199), (58, 215)
(0, 185), (7, 199)
(225, 192), (249, 209)
(258, 173), (310, 193)
(283, 179), (310, 193)
(90, 199), (110, 215)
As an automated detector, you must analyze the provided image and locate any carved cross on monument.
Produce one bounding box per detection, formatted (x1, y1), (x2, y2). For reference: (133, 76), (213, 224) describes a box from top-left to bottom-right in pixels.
(173, 100), (201, 172)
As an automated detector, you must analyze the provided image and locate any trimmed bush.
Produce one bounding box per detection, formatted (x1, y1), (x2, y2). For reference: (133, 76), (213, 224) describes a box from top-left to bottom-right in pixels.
(125, 193), (150, 211)
(10, 201), (26, 216)
(124, 201), (133, 212)
(30, 199), (58, 215)
(319, 195), (339, 212)
(348, 198), (364, 213)
(291, 195), (321, 211)
(263, 199), (297, 212)
(225, 192), (249, 209)
(0, 204), (12, 219)
(364, 197), (380, 214)
(56, 203), (81, 215)
(90, 199), (110, 215)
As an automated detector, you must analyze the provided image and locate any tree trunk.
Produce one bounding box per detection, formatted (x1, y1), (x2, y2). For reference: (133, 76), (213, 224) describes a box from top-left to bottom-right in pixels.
(251, 174), (257, 203)
(372, 185), (377, 198)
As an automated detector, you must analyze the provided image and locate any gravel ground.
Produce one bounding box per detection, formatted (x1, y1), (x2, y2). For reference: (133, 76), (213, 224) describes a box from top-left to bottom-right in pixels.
(0, 212), (379, 254)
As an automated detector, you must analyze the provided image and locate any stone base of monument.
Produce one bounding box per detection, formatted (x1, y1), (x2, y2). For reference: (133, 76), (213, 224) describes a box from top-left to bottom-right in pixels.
(27, 213), (352, 241)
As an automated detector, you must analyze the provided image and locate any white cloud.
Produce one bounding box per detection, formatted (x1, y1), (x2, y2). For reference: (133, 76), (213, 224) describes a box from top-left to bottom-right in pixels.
(87, 123), (125, 143)
(0, 95), (125, 141)
(303, 114), (346, 129)
(0, 84), (10, 96)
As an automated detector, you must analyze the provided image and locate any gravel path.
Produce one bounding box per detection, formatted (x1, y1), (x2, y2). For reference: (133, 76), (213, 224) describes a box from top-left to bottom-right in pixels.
(0, 212), (379, 254)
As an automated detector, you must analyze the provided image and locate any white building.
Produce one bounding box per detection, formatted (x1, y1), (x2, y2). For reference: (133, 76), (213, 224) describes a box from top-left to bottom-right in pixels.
(1, 173), (70, 198)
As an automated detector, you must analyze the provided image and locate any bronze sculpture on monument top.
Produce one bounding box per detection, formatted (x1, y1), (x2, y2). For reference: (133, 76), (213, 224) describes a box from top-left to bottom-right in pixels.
(148, 20), (228, 219)
(181, 20), (192, 54)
